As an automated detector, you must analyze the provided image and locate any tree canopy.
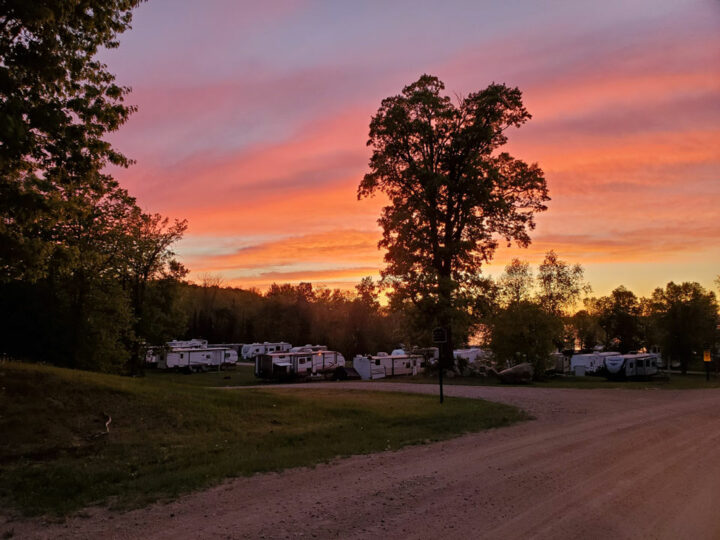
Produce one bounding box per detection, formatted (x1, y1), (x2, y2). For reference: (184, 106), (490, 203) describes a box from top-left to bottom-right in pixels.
(0, 0), (191, 373)
(358, 74), (549, 357)
(0, 0), (144, 281)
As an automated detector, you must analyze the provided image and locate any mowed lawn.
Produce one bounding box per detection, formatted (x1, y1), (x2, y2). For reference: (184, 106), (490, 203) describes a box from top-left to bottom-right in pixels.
(0, 362), (527, 516)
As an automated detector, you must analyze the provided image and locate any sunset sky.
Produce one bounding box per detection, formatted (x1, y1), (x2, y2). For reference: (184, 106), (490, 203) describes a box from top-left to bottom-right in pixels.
(102, 0), (720, 298)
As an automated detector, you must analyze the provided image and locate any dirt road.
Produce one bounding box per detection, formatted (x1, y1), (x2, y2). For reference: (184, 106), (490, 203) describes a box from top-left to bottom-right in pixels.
(7, 383), (720, 539)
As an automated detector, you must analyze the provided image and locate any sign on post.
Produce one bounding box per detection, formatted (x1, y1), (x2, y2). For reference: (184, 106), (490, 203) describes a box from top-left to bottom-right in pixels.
(704, 350), (711, 363)
(432, 327), (447, 344)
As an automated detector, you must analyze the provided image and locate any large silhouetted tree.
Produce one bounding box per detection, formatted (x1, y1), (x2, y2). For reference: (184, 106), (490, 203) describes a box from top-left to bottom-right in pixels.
(358, 75), (549, 370)
(0, 0), (144, 281)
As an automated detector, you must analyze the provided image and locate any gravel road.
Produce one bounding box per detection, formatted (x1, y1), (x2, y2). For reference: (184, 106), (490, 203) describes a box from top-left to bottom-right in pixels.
(6, 383), (720, 539)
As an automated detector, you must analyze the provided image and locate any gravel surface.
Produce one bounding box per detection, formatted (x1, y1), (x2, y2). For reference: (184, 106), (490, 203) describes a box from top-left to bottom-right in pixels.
(5, 383), (720, 539)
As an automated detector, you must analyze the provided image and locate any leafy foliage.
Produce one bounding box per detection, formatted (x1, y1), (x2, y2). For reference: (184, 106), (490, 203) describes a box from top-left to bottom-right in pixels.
(358, 74), (548, 355)
(0, 0), (145, 280)
(0, 0), (189, 372)
(536, 250), (591, 316)
(489, 300), (563, 378)
(647, 282), (718, 373)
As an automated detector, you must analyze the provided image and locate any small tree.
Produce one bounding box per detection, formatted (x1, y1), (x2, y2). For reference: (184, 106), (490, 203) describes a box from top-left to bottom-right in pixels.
(648, 282), (718, 374)
(359, 75), (549, 370)
(536, 251), (590, 316)
(498, 258), (534, 306)
(490, 301), (563, 379)
(588, 286), (643, 353)
(570, 309), (604, 350)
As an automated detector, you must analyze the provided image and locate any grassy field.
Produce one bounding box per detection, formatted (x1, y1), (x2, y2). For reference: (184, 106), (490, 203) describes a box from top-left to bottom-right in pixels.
(389, 372), (720, 390)
(0, 362), (527, 516)
(144, 364), (261, 387)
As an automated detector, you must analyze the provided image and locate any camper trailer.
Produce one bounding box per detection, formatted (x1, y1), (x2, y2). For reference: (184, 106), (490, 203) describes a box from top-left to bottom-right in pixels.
(255, 349), (346, 380)
(159, 346), (234, 371)
(241, 342), (292, 360)
(167, 338), (208, 349)
(604, 353), (660, 379)
(289, 344), (328, 352)
(353, 353), (425, 380)
(570, 351), (619, 376)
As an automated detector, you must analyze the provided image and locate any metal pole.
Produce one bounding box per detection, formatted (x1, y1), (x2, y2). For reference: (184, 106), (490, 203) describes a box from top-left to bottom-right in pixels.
(438, 345), (444, 404)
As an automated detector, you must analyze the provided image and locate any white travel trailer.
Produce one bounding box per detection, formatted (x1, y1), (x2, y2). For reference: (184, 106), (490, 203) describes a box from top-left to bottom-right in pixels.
(570, 352), (619, 375)
(604, 353), (660, 379)
(209, 343), (244, 353)
(241, 342), (292, 360)
(353, 353), (425, 380)
(454, 348), (492, 365)
(290, 344), (328, 352)
(159, 346), (234, 371)
(167, 338), (208, 349)
(255, 349), (345, 380)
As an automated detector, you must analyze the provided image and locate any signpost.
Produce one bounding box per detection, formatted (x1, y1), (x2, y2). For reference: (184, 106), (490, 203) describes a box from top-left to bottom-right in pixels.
(432, 327), (447, 404)
(704, 349), (711, 381)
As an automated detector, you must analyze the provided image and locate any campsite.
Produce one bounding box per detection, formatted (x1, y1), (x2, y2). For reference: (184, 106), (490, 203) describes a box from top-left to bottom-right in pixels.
(2, 0), (719, 539)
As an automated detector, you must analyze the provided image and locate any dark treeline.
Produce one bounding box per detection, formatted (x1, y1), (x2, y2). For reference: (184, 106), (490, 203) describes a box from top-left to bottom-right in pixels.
(488, 253), (719, 376)
(180, 278), (401, 361)
(0, 1), (187, 373)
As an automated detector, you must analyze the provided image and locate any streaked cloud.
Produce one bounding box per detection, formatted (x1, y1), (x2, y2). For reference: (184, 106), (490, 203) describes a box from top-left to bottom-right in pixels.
(103, 0), (720, 295)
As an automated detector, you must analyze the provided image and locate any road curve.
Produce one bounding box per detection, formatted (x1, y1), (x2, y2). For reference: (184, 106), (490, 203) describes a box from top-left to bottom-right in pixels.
(6, 383), (720, 539)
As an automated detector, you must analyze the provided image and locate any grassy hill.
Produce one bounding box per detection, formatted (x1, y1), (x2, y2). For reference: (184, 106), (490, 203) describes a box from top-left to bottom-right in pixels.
(0, 362), (526, 516)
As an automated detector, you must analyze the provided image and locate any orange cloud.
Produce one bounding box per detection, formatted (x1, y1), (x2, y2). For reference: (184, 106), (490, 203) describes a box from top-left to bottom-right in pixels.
(188, 230), (383, 272)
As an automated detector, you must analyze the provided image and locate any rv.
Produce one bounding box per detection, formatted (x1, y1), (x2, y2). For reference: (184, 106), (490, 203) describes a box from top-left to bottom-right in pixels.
(604, 353), (660, 379)
(289, 344), (328, 352)
(570, 351), (619, 376)
(241, 342), (292, 360)
(154, 338), (238, 371)
(167, 338), (208, 349)
(158, 346), (235, 371)
(255, 349), (346, 380)
(353, 353), (425, 380)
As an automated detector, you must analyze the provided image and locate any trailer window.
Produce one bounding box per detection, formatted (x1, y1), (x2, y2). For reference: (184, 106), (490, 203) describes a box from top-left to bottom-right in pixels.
(180, 353), (184, 359)
(375, 359), (380, 366)
(637, 359), (644, 367)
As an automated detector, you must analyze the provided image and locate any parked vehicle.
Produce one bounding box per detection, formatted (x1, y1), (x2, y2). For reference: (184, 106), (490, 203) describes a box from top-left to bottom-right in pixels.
(290, 344), (328, 352)
(353, 353), (425, 380)
(241, 342), (292, 360)
(570, 352), (619, 375)
(159, 346), (236, 371)
(255, 350), (346, 380)
(150, 338), (237, 371)
(604, 353), (660, 379)
(167, 338), (208, 349)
